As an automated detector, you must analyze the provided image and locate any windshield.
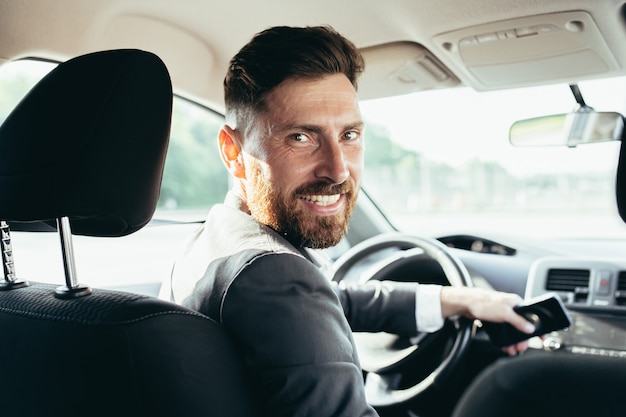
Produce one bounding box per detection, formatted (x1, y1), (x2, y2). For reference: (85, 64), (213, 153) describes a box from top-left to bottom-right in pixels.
(359, 77), (626, 239)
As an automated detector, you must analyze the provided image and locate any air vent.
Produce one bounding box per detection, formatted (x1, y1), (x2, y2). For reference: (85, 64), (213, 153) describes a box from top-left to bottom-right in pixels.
(546, 268), (590, 302)
(617, 272), (626, 290)
(615, 271), (626, 306)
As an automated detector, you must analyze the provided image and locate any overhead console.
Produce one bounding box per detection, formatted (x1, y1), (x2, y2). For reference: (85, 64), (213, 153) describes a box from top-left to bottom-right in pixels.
(433, 11), (620, 90)
(526, 257), (626, 358)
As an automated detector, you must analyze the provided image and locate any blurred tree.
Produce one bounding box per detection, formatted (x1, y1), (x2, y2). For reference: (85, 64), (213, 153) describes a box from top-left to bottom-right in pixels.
(159, 101), (228, 209)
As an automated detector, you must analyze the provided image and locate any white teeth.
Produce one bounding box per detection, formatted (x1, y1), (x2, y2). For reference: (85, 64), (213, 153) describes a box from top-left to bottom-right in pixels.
(300, 194), (341, 206)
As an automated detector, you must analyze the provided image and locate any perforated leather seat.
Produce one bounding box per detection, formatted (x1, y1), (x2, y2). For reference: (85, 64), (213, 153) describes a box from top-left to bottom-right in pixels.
(0, 49), (256, 417)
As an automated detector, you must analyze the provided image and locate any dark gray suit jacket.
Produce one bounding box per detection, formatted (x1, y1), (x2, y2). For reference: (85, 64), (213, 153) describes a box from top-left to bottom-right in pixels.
(167, 194), (418, 417)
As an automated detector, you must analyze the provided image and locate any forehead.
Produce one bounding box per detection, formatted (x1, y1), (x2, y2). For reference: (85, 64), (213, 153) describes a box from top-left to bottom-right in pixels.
(263, 74), (361, 123)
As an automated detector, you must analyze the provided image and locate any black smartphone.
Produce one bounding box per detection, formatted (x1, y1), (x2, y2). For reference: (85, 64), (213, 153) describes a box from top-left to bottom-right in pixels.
(482, 292), (572, 347)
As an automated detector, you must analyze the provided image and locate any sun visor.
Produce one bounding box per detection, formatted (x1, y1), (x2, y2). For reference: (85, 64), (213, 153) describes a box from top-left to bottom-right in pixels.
(433, 11), (620, 90)
(358, 42), (460, 100)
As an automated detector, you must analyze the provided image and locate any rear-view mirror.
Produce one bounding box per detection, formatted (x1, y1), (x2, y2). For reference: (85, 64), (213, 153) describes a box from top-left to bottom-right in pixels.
(509, 110), (624, 147)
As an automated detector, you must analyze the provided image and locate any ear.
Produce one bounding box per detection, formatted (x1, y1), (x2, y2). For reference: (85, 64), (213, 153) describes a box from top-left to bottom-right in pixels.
(218, 125), (246, 179)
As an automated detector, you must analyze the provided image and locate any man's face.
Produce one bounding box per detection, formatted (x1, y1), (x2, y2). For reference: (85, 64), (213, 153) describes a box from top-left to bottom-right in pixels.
(242, 73), (364, 248)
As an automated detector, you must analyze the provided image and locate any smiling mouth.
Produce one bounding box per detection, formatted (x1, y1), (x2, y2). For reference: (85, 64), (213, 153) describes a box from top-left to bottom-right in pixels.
(299, 194), (341, 206)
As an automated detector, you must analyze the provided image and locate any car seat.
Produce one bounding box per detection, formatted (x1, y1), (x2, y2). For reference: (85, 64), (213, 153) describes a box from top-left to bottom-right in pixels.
(450, 349), (626, 417)
(617, 127), (626, 222)
(0, 49), (256, 417)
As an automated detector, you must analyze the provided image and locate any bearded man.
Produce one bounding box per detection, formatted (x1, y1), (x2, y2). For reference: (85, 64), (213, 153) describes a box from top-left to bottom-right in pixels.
(161, 25), (535, 417)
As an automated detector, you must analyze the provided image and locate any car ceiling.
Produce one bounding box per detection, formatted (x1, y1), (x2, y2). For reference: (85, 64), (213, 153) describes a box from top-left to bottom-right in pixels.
(1, 0), (625, 113)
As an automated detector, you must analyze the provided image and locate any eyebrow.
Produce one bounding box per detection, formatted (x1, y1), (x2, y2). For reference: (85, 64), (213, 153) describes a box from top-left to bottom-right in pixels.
(280, 121), (365, 134)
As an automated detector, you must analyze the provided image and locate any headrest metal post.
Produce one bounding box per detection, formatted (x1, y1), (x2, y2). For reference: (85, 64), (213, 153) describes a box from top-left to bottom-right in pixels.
(57, 216), (78, 287)
(54, 217), (91, 299)
(0, 221), (29, 290)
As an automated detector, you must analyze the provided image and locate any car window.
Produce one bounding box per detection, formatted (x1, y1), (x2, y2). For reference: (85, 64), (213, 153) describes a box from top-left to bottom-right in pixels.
(0, 59), (228, 222)
(360, 76), (626, 239)
(157, 98), (228, 221)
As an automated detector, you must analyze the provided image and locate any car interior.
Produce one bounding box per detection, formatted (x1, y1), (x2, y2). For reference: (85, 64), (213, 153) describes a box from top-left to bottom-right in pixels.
(1, 1), (626, 416)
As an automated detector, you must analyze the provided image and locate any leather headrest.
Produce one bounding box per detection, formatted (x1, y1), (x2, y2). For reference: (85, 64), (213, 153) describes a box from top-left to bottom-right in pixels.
(0, 49), (172, 236)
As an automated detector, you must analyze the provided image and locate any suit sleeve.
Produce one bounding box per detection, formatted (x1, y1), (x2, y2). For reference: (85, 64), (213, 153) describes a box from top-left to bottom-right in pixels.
(221, 252), (378, 417)
(332, 280), (419, 337)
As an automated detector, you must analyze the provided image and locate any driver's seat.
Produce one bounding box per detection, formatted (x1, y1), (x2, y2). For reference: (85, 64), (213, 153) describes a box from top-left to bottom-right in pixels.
(0, 49), (256, 417)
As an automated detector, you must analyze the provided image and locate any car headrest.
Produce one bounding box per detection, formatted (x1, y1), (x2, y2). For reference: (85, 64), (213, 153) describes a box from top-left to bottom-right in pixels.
(0, 49), (172, 237)
(617, 136), (626, 222)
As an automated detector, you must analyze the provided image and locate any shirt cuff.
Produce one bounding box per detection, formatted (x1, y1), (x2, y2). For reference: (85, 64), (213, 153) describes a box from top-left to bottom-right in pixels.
(415, 284), (444, 333)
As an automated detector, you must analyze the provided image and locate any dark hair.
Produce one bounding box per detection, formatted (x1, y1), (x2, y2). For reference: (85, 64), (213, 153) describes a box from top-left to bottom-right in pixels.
(224, 25), (365, 130)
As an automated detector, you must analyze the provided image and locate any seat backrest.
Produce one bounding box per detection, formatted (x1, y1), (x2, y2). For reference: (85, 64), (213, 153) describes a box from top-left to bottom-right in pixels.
(0, 49), (256, 417)
(617, 132), (626, 223)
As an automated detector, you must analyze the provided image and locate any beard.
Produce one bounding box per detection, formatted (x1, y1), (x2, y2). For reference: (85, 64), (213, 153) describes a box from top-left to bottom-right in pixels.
(247, 159), (358, 249)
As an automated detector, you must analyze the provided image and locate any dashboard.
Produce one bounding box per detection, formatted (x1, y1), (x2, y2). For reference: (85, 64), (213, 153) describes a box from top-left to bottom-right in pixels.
(524, 257), (626, 358)
(438, 233), (626, 359)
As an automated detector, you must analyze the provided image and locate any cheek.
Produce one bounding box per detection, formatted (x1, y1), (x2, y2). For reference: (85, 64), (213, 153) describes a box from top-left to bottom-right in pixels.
(345, 146), (364, 178)
(267, 154), (314, 187)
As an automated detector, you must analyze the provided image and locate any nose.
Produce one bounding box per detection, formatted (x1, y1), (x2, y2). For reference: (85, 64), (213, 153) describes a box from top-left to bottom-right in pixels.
(314, 140), (349, 184)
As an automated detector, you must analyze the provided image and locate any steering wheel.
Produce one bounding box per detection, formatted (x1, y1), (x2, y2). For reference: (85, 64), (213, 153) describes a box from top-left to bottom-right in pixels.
(332, 232), (474, 407)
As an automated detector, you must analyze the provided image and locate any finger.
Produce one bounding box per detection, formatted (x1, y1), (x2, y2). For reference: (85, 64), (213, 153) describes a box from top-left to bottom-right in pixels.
(515, 340), (529, 352)
(502, 345), (517, 356)
(501, 339), (528, 356)
(503, 303), (536, 334)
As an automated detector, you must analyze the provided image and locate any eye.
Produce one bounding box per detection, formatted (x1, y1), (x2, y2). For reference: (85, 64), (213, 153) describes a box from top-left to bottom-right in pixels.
(343, 131), (359, 140)
(289, 133), (309, 142)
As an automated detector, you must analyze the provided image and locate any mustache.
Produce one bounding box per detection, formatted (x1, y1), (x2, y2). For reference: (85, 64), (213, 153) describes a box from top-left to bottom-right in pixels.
(294, 180), (354, 197)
